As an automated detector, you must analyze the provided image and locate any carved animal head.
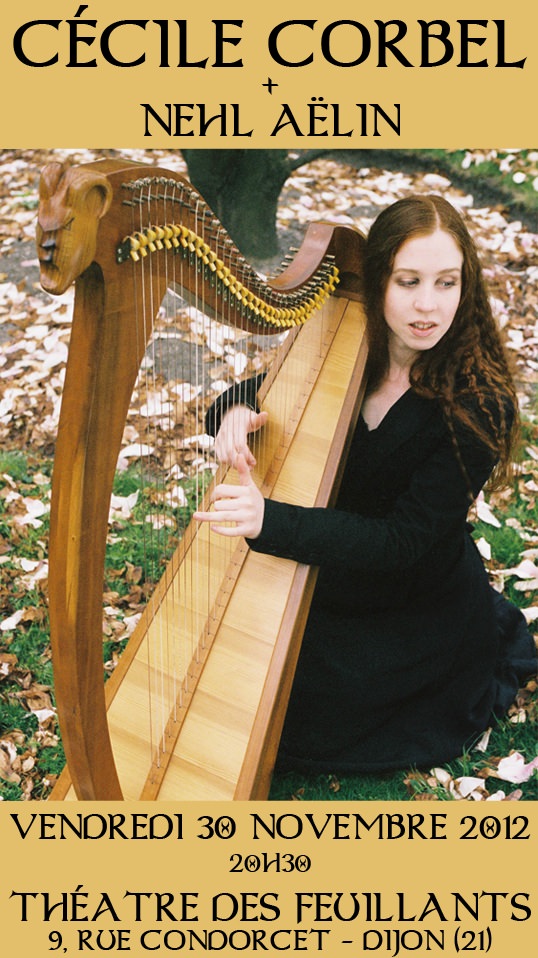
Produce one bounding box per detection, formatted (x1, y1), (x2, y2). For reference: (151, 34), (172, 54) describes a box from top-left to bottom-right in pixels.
(37, 163), (113, 294)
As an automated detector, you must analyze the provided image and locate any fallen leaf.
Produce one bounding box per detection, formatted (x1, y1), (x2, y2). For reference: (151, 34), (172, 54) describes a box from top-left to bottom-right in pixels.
(492, 752), (538, 784)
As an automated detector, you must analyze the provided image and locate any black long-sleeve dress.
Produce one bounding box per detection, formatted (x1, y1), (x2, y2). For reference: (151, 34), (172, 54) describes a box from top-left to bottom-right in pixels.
(207, 383), (536, 773)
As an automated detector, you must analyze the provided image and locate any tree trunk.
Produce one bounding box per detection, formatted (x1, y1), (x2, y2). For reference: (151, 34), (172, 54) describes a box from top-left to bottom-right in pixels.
(181, 149), (291, 260)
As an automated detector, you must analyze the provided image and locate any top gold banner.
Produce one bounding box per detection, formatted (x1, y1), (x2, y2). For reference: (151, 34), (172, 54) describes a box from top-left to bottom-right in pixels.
(1, 2), (535, 148)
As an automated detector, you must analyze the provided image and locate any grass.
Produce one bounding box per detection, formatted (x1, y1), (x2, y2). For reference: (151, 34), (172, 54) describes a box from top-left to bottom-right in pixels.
(270, 770), (413, 802)
(426, 149), (538, 213)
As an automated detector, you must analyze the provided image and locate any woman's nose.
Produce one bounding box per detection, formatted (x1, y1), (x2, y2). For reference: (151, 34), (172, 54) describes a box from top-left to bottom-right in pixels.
(414, 287), (436, 311)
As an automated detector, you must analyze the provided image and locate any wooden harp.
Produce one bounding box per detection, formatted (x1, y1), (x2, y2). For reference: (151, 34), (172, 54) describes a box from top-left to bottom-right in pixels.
(38, 158), (368, 801)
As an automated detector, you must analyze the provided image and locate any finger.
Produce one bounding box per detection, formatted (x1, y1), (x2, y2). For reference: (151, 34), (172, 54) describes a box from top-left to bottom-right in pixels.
(194, 511), (242, 526)
(196, 500), (246, 519)
(240, 445), (257, 468)
(212, 496), (246, 512)
(249, 410), (269, 433)
(231, 444), (256, 468)
(210, 484), (246, 503)
(195, 514), (246, 536)
(215, 441), (255, 468)
(216, 445), (241, 466)
(235, 453), (253, 486)
(193, 510), (215, 523)
(206, 524), (243, 538)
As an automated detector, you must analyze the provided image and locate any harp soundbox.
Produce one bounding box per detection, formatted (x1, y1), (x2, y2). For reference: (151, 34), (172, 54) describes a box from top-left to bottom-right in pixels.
(37, 157), (368, 801)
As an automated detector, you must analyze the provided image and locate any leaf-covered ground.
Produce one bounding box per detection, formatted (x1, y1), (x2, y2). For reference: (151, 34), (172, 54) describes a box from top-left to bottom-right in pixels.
(0, 148), (536, 801)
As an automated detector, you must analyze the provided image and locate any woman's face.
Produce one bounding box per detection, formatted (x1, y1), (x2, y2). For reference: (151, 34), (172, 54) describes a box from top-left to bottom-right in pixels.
(383, 229), (463, 366)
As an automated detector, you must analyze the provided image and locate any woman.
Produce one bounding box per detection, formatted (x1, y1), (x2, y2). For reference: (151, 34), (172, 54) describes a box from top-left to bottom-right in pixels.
(195, 195), (536, 773)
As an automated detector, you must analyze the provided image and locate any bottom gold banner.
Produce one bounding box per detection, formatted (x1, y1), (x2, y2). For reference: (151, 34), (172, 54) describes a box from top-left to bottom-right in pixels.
(1, 801), (535, 956)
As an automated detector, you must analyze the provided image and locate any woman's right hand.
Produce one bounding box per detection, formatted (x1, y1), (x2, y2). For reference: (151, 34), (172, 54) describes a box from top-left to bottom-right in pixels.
(214, 406), (269, 468)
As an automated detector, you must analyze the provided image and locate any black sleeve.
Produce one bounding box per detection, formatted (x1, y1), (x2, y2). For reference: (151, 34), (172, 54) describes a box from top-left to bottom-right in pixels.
(247, 423), (497, 574)
(205, 374), (266, 437)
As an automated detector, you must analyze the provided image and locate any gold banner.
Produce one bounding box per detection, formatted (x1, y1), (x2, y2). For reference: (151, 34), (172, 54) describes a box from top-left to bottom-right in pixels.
(1, 1), (535, 146)
(2, 802), (537, 954)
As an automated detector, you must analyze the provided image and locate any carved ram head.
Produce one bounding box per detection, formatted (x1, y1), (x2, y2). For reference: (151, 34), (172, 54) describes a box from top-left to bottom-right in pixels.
(37, 163), (113, 295)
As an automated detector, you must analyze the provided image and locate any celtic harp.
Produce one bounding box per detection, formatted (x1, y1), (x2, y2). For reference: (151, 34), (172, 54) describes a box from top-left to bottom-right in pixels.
(37, 158), (368, 801)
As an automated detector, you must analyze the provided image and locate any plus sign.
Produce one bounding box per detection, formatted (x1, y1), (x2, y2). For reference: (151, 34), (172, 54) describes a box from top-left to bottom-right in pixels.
(262, 78), (278, 94)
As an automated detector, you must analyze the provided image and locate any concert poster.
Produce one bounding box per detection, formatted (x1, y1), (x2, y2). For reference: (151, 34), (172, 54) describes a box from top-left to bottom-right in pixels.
(1, 2), (536, 956)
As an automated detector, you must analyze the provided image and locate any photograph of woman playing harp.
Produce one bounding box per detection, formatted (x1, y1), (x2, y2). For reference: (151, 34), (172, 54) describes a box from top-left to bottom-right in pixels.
(195, 194), (536, 776)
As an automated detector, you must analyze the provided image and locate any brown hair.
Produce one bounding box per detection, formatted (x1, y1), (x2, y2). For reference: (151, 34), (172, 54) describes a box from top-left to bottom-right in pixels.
(363, 194), (518, 490)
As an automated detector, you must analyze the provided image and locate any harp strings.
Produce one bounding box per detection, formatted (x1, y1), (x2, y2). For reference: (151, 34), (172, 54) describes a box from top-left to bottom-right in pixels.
(128, 176), (173, 770)
(118, 173), (338, 781)
(121, 177), (252, 774)
(130, 178), (161, 769)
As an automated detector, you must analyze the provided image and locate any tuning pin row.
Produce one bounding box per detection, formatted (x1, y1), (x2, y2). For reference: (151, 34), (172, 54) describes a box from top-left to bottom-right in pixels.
(123, 223), (339, 328)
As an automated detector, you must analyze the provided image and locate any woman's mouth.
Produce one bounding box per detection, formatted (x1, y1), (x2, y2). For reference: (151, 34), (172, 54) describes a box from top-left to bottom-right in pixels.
(409, 321), (437, 337)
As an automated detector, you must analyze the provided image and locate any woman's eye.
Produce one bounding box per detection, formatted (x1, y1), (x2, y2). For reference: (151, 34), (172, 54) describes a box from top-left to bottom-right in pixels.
(396, 277), (418, 287)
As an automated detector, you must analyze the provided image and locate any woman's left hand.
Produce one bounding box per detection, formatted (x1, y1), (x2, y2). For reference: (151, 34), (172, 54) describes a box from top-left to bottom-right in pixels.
(194, 454), (265, 539)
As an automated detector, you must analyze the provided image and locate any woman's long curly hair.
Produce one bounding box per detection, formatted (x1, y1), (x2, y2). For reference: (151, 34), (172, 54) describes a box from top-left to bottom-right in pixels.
(363, 194), (518, 490)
